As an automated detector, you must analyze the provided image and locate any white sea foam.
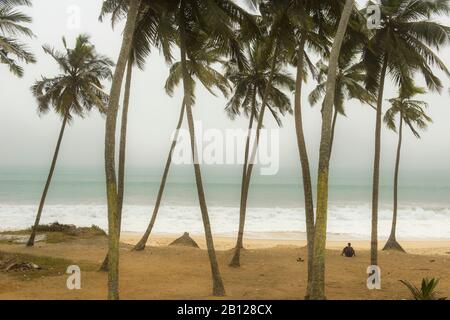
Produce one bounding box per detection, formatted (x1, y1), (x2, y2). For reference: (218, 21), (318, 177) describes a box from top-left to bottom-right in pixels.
(1, 203), (449, 239)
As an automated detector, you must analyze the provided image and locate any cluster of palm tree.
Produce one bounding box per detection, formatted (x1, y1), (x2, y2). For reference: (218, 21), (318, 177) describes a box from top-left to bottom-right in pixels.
(362, 0), (449, 266)
(3, 0), (448, 300)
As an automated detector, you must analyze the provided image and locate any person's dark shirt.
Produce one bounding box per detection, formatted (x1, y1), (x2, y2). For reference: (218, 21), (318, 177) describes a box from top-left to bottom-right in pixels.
(342, 246), (355, 257)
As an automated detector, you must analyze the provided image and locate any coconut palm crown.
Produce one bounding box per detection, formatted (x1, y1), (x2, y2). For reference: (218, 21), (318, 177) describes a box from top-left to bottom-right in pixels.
(364, 0), (450, 93)
(225, 39), (295, 126)
(0, 0), (36, 76)
(31, 35), (114, 121)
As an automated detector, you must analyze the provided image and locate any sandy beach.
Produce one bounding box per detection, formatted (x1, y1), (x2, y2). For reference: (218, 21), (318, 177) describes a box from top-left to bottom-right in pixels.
(1, 233), (449, 300)
(121, 232), (450, 256)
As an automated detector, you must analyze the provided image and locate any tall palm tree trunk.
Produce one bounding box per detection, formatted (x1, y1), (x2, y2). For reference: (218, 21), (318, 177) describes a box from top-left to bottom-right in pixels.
(104, 0), (140, 300)
(27, 114), (68, 247)
(310, 0), (354, 300)
(293, 36), (315, 298)
(100, 59), (133, 271)
(179, 0), (225, 296)
(329, 108), (338, 156)
(229, 91), (256, 267)
(229, 40), (280, 268)
(117, 60), (133, 235)
(383, 114), (405, 252)
(133, 100), (186, 251)
(371, 55), (388, 266)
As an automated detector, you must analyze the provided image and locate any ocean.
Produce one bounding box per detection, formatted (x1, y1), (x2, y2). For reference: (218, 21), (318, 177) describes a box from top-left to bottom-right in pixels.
(0, 166), (449, 239)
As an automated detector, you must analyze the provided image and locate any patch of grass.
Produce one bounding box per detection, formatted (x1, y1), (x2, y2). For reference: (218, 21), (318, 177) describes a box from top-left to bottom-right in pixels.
(44, 226), (107, 243)
(0, 251), (97, 281)
(45, 232), (78, 244)
(0, 223), (107, 244)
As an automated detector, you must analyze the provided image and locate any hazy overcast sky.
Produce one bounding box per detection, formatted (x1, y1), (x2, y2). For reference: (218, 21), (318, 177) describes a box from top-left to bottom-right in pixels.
(1, 0), (449, 175)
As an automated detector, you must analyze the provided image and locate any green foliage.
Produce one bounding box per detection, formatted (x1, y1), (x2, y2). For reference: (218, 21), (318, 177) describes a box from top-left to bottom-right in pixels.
(363, 0), (450, 94)
(0, 0), (36, 76)
(384, 85), (432, 138)
(400, 278), (447, 300)
(309, 58), (375, 116)
(165, 42), (231, 104)
(100, 0), (177, 67)
(0, 223), (107, 244)
(31, 35), (114, 122)
(225, 36), (295, 126)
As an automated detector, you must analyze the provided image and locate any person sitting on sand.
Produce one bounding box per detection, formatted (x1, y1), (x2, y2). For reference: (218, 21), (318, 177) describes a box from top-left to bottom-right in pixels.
(342, 243), (356, 257)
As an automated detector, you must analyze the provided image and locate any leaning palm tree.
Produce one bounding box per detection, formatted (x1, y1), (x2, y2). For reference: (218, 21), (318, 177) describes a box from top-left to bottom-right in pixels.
(363, 0), (450, 266)
(0, 0), (35, 76)
(290, 0), (328, 297)
(286, 0), (357, 297)
(226, 38), (295, 268)
(26, 35), (113, 247)
(296, 0), (369, 298)
(104, 0), (254, 297)
(222, 0), (298, 271)
(98, 0), (176, 271)
(261, 0), (362, 297)
(103, 0), (141, 300)
(177, 2), (226, 298)
(133, 43), (231, 251)
(247, 0), (357, 298)
(309, 58), (375, 155)
(383, 85), (432, 252)
(132, 1), (256, 252)
(171, 0), (257, 297)
(310, 0), (355, 300)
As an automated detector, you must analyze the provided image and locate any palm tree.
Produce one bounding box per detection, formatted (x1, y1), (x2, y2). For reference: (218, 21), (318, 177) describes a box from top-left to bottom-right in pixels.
(26, 35), (113, 247)
(290, 0), (327, 297)
(0, 0), (35, 76)
(262, 0), (360, 298)
(267, 0), (362, 297)
(133, 43), (230, 251)
(132, 99), (185, 252)
(103, 0), (141, 300)
(169, 0), (257, 297)
(220, 0), (297, 272)
(287, 0), (359, 297)
(310, 0), (355, 300)
(103, 0), (254, 297)
(309, 58), (375, 155)
(98, 0), (176, 270)
(383, 85), (431, 252)
(363, 0), (450, 266)
(226, 38), (295, 268)
(177, 1), (230, 297)
(132, 0), (256, 253)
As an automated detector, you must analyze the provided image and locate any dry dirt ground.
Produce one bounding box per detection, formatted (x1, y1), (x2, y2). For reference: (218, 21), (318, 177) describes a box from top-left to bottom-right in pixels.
(0, 236), (449, 300)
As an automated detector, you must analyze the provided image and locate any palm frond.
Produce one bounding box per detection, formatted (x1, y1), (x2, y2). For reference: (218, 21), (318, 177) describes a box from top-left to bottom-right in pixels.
(31, 35), (113, 120)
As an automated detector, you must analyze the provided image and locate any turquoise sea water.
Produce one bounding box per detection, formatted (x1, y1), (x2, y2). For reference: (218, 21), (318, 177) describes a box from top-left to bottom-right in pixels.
(0, 166), (449, 239)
